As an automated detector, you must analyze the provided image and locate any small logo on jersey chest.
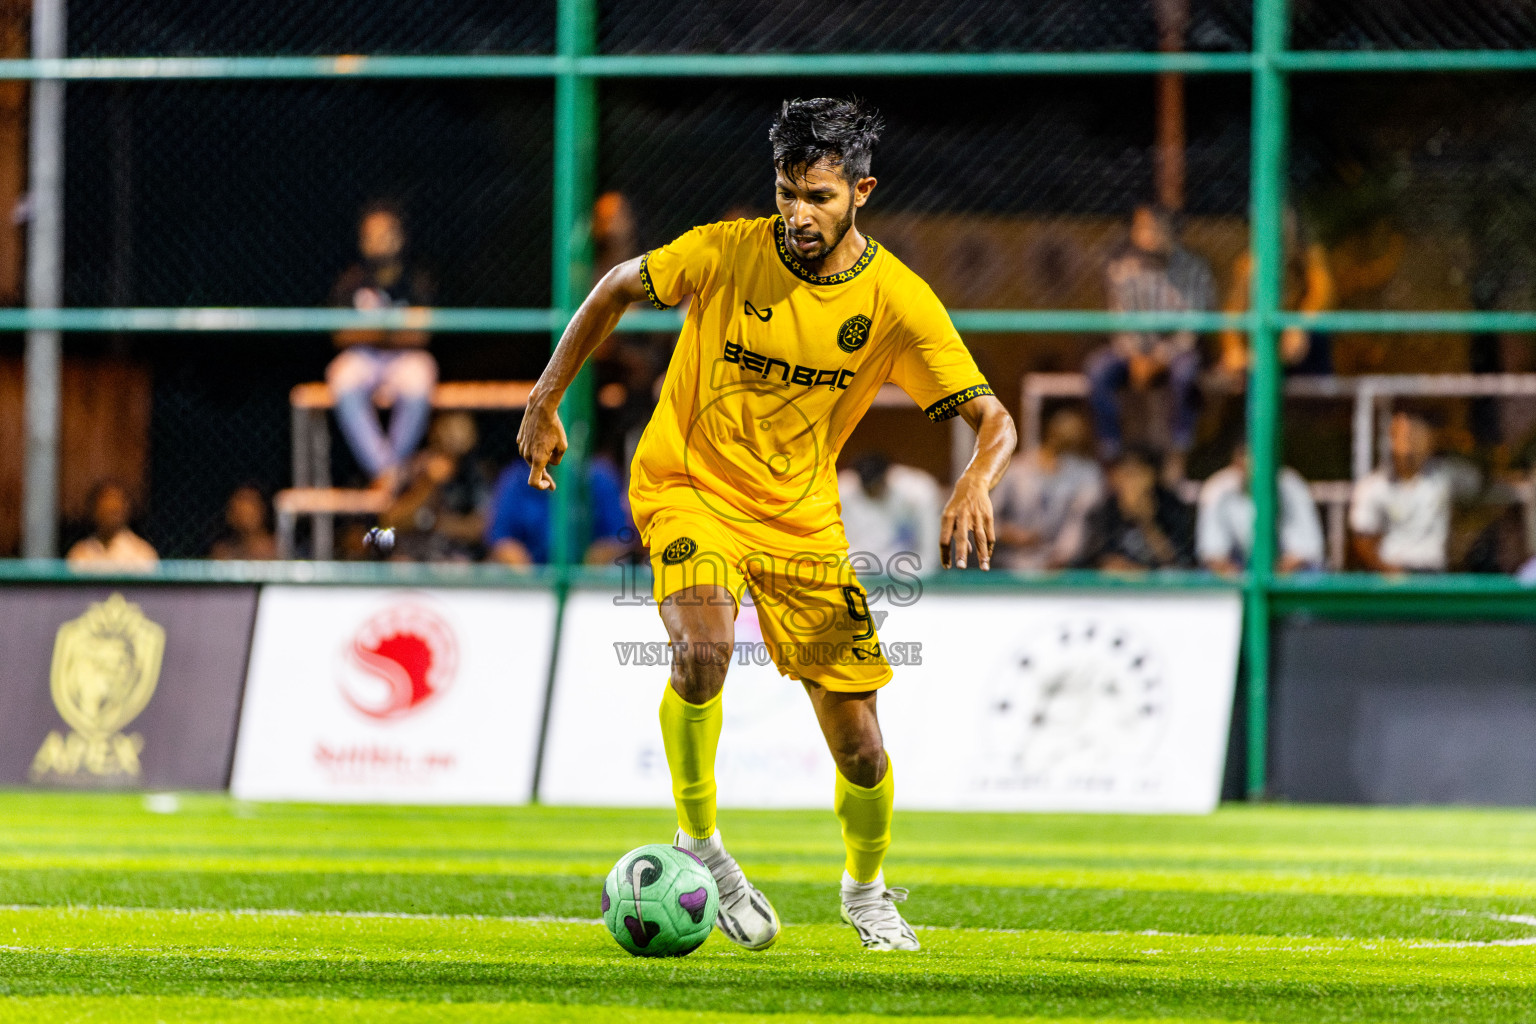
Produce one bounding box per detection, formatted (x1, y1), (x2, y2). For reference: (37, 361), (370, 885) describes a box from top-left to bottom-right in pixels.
(837, 314), (872, 354)
(661, 537), (697, 564)
(744, 300), (773, 322)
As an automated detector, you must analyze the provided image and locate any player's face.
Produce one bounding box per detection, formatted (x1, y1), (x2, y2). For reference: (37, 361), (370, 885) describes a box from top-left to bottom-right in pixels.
(774, 159), (875, 268)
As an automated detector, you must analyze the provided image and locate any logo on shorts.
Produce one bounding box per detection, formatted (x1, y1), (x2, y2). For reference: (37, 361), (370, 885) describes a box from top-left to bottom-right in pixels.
(836, 314), (872, 354)
(661, 537), (697, 565)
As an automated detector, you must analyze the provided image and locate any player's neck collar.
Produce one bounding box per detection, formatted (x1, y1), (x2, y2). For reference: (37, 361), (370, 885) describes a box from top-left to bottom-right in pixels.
(774, 216), (878, 286)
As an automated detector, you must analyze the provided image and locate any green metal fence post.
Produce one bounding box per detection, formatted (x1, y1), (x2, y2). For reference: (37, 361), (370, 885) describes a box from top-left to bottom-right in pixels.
(1244, 0), (1290, 799)
(549, 0), (598, 567)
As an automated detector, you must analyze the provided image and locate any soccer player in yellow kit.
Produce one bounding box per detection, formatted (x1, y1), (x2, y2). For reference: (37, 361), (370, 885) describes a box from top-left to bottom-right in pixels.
(519, 98), (1016, 951)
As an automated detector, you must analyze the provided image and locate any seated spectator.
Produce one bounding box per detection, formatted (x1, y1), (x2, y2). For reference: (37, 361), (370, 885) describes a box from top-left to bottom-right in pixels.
(993, 407), (1102, 571)
(837, 451), (943, 577)
(1218, 209), (1335, 380)
(1073, 446), (1196, 571)
(1349, 409), (1451, 573)
(380, 412), (491, 563)
(209, 484), (278, 561)
(486, 455), (630, 566)
(1088, 204), (1215, 483)
(1197, 440), (1324, 575)
(67, 481), (158, 570)
(325, 200), (438, 492)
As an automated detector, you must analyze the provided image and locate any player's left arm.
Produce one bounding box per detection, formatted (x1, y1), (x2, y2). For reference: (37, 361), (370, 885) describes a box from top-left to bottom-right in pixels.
(940, 394), (1017, 571)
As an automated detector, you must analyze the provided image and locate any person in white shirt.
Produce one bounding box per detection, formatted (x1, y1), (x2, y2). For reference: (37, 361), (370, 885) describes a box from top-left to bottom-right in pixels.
(1349, 409), (1451, 573)
(1197, 440), (1324, 575)
(66, 481), (159, 570)
(994, 407), (1103, 570)
(837, 451), (943, 578)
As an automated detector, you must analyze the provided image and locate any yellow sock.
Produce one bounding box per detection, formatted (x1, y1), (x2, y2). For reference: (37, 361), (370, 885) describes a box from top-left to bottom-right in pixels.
(833, 753), (893, 884)
(658, 683), (723, 840)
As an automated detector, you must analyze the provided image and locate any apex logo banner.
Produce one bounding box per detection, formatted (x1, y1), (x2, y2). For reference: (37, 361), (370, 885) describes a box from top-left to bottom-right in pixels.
(0, 587), (256, 790)
(32, 594), (166, 780)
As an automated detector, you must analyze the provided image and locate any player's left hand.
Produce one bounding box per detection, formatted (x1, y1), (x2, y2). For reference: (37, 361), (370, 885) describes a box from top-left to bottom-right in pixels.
(940, 474), (996, 571)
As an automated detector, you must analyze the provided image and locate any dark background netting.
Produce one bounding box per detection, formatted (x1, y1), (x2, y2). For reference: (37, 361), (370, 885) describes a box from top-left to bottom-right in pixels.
(133, 332), (543, 558)
(64, 81), (554, 308)
(1291, 0), (1536, 51)
(67, 0), (556, 57)
(26, 1), (1536, 562)
(1289, 73), (1536, 313)
(599, 0), (1253, 54)
(602, 75), (1251, 308)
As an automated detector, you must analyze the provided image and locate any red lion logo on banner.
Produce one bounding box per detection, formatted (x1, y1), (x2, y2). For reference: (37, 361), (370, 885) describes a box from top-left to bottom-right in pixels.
(339, 603), (459, 721)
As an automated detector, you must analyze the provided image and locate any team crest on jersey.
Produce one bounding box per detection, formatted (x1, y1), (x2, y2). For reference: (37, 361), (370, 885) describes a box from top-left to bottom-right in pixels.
(837, 314), (872, 354)
(661, 537), (697, 564)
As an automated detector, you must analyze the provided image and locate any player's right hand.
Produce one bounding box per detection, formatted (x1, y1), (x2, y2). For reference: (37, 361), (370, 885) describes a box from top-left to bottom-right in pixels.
(517, 396), (567, 491)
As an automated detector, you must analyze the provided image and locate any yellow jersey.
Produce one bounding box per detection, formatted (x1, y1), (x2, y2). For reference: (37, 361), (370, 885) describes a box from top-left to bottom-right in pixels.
(630, 215), (992, 542)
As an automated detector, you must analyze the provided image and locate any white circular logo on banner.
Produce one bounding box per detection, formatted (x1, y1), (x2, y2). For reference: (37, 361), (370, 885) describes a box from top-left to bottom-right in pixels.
(977, 618), (1170, 788)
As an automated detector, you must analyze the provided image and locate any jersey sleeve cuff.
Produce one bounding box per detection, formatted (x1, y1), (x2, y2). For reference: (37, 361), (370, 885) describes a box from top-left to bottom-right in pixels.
(923, 383), (995, 422)
(638, 252), (673, 311)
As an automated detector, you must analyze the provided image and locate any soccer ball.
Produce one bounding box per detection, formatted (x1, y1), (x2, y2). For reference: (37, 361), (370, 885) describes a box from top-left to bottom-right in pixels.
(602, 843), (719, 957)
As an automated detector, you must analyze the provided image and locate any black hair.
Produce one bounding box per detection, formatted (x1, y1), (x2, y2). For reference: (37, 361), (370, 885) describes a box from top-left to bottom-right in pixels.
(769, 97), (884, 184)
(1112, 444), (1162, 473)
(1394, 406), (1442, 430)
(852, 450), (891, 490)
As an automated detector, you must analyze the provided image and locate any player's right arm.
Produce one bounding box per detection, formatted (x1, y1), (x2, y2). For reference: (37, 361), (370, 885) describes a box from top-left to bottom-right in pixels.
(520, 223), (726, 490)
(517, 259), (650, 491)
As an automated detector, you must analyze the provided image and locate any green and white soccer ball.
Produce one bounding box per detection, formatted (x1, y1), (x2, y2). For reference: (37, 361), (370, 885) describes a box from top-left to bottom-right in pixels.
(602, 843), (719, 957)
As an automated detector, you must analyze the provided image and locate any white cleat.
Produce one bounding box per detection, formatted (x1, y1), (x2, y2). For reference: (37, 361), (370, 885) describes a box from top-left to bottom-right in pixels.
(674, 829), (781, 950)
(840, 871), (920, 951)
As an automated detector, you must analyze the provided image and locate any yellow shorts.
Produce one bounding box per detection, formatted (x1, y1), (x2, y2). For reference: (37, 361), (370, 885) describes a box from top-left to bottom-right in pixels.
(646, 508), (892, 692)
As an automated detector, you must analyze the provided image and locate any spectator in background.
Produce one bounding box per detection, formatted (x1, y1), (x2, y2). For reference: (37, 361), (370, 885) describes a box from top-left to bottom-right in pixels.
(381, 412), (491, 563)
(1197, 439), (1324, 575)
(1350, 409), (1451, 573)
(1218, 209), (1335, 380)
(486, 455), (631, 566)
(326, 200), (438, 493)
(1073, 446), (1196, 571)
(837, 451), (944, 577)
(67, 481), (158, 570)
(209, 484), (277, 561)
(993, 407), (1102, 571)
(1088, 204), (1215, 483)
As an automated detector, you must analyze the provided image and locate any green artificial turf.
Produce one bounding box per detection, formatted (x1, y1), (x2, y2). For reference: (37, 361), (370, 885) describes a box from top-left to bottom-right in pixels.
(1, 793), (1534, 1022)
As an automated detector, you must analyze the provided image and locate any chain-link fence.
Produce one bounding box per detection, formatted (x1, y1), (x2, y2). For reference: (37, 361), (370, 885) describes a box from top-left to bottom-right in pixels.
(4, 0), (1536, 569)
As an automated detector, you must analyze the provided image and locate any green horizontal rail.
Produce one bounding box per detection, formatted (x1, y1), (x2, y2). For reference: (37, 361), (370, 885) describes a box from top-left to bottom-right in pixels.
(1273, 50), (1536, 73)
(8, 307), (1536, 335)
(0, 49), (1533, 82)
(0, 559), (1234, 590)
(0, 52), (1254, 82)
(1269, 573), (1536, 619)
(9, 560), (1536, 611)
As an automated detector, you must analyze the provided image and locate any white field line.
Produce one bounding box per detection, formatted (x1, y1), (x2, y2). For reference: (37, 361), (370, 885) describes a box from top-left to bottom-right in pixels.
(0, 904), (599, 925)
(3, 904), (1535, 951)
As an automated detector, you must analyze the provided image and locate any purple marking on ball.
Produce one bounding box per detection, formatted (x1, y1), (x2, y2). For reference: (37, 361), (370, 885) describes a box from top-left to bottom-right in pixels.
(673, 846), (707, 867)
(678, 885), (710, 924)
(624, 914), (659, 947)
(601, 888), (610, 913)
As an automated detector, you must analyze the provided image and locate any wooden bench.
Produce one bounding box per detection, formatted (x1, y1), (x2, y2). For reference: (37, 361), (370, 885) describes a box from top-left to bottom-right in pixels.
(279, 380), (535, 558)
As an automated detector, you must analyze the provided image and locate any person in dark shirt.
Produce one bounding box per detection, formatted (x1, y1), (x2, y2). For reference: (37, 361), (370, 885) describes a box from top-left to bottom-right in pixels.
(1073, 445), (1197, 570)
(380, 412), (491, 563)
(325, 200), (438, 491)
(486, 455), (631, 566)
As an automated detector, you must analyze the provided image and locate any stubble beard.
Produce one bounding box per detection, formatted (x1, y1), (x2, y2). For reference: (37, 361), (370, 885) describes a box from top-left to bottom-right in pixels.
(787, 201), (856, 273)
